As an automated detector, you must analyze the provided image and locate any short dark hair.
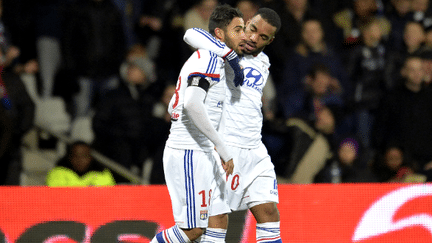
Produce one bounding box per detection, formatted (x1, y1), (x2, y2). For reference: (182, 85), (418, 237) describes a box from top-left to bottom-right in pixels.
(254, 8), (281, 34)
(208, 4), (243, 36)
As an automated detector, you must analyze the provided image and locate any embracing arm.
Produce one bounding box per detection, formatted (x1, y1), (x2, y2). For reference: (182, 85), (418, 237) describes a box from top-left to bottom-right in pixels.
(184, 28), (234, 58)
(184, 28), (244, 86)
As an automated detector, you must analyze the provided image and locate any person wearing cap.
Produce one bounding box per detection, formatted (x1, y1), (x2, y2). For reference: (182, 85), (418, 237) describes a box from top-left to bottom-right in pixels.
(92, 54), (160, 179)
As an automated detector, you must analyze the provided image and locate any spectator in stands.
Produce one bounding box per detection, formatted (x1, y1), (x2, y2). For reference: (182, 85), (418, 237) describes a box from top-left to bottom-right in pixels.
(0, 69), (35, 185)
(0, 0), (39, 77)
(375, 55), (432, 181)
(333, 0), (391, 51)
(111, 0), (143, 49)
(183, 0), (218, 32)
(0, 5), (20, 70)
(236, 0), (260, 21)
(275, 64), (346, 183)
(314, 135), (378, 183)
(411, 0), (432, 18)
(385, 21), (426, 89)
(346, 17), (387, 153)
(385, 0), (413, 52)
(62, 0), (126, 119)
(1, 0), (39, 76)
(46, 141), (116, 187)
(92, 53), (158, 175)
(149, 84), (176, 184)
(372, 145), (426, 182)
(35, 0), (64, 99)
(285, 63), (344, 125)
(263, 0), (323, 85)
(278, 17), (349, 120)
(276, 104), (340, 184)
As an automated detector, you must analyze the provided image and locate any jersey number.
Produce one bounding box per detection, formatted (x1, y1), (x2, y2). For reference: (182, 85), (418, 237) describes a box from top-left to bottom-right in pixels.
(172, 76), (182, 109)
(198, 189), (212, 207)
(231, 174), (240, 191)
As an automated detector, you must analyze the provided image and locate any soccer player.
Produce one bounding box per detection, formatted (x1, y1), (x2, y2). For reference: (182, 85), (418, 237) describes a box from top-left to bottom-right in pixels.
(149, 5), (247, 243)
(183, 8), (283, 243)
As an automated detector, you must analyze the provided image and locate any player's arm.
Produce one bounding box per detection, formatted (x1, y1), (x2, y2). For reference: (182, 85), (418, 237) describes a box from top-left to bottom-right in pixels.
(184, 28), (244, 86)
(183, 76), (233, 174)
(184, 28), (232, 57)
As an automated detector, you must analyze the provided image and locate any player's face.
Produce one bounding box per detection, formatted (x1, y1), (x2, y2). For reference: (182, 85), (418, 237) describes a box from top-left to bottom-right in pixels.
(221, 17), (247, 55)
(242, 14), (276, 56)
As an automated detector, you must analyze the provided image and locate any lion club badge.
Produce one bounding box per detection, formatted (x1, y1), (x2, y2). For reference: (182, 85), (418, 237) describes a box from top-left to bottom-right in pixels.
(200, 210), (208, 220)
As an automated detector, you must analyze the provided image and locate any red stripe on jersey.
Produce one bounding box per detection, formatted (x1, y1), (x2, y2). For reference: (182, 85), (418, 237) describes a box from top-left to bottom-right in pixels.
(197, 50), (201, 59)
(189, 72), (220, 79)
(223, 49), (233, 58)
(257, 236), (281, 242)
(163, 230), (171, 243)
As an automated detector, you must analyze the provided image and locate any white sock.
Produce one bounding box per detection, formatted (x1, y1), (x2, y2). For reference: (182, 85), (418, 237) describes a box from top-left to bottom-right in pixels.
(199, 228), (227, 243)
(150, 225), (191, 243)
(256, 222), (282, 243)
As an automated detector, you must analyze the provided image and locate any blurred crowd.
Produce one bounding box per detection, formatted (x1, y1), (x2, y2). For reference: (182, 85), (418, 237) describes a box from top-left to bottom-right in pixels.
(1, 0), (432, 186)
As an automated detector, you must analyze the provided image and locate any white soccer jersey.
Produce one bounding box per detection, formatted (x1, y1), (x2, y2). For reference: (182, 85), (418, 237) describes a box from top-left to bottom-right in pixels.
(223, 53), (270, 149)
(183, 28), (279, 213)
(166, 49), (226, 152)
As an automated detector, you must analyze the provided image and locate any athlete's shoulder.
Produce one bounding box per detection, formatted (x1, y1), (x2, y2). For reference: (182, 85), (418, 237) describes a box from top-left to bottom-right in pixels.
(193, 48), (221, 60)
(244, 52), (270, 70)
(256, 52), (270, 67)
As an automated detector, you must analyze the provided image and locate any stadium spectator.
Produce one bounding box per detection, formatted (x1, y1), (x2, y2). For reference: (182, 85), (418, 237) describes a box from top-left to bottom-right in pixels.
(35, 0), (63, 99)
(345, 17), (388, 153)
(375, 55), (432, 181)
(0, 69), (35, 185)
(1, 0), (39, 75)
(385, 21), (425, 90)
(149, 84), (175, 184)
(46, 141), (116, 187)
(92, 53), (158, 175)
(314, 135), (378, 183)
(372, 146), (425, 182)
(235, 0), (260, 21)
(333, 0), (391, 60)
(278, 17), (349, 120)
(183, 0), (218, 32)
(111, 0), (142, 49)
(411, 0), (432, 17)
(385, 0), (413, 52)
(262, 0), (323, 84)
(276, 104), (341, 184)
(62, 0), (126, 119)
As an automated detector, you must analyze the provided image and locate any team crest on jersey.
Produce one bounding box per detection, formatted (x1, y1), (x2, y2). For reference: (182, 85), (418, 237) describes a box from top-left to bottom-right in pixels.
(243, 67), (263, 92)
(200, 210), (208, 220)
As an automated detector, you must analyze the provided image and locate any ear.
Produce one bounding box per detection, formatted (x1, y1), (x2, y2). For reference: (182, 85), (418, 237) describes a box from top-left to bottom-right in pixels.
(214, 27), (225, 41)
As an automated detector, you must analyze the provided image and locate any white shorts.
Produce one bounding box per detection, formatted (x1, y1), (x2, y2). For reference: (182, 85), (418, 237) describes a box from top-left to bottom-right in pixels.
(210, 143), (279, 215)
(163, 146), (221, 229)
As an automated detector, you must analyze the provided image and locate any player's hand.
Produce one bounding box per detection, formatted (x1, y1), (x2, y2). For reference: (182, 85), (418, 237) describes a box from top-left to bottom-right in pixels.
(226, 52), (244, 87)
(221, 158), (234, 175)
